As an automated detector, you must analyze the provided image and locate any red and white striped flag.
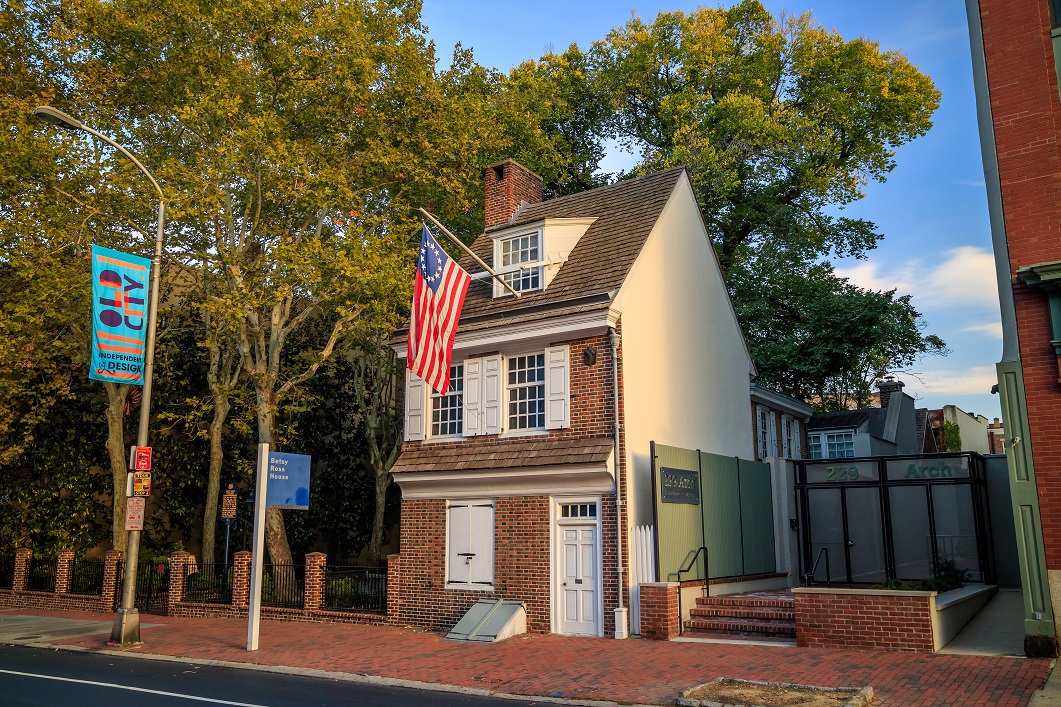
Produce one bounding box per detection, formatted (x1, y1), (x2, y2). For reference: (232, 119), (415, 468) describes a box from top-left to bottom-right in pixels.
(408, 224), (471, 394)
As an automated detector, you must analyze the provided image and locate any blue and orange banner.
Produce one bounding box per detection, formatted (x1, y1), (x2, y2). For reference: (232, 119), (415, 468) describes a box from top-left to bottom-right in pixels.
(89, 245), (150, 385)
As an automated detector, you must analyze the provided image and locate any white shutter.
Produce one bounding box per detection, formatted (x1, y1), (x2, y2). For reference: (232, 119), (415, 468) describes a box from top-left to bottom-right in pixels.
(756, 406), (767, 459)
(769, 411), (778, 457)
(447, 503), (471, 585)
(404, 371), (427, 441)
(463, 358), (482, 437)
(469, 502), (495, 586)
(793, 420), (802, 459)
(482, 354), (502, 435)
(544, 345), (570, 429)
(782, 415), (792, 458)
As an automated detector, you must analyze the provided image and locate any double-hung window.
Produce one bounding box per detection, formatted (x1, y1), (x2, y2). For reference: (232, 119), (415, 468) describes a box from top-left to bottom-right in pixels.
(431, 364), (463, 437)
(497, 232), (543, 295)
(507, 353), (546, 430)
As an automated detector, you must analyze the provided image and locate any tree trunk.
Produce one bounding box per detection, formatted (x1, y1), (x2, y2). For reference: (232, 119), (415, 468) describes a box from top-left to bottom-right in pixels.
(202, 394), (231, 565)
(103, 382), (130, 552)
(256, 393), (294, 566)
(367, 459), (389, 565)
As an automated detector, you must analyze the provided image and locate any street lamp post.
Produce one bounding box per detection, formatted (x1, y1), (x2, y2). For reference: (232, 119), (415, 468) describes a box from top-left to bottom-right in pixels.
(32, 106), (165, 645)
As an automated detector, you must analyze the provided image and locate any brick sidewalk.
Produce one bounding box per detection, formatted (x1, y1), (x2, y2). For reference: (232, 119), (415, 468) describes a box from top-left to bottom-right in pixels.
(15, 608), (1053, 706)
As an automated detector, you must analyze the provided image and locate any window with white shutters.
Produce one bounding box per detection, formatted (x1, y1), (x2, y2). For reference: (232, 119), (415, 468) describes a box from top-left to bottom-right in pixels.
(507, 353), (546, 430)
(756, 406), (769, 459)
(462, 355), (502, 437)
(446, 500), (495, 589)
(782, 415), (793, 458)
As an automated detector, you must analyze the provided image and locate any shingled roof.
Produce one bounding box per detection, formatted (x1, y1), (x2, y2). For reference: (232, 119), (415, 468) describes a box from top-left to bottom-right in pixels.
(391, 436), (614, 475)
(455, 167), (686, 320)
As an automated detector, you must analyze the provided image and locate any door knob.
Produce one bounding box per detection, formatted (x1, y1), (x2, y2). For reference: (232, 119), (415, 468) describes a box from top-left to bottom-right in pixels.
(847, 541), (855, 547)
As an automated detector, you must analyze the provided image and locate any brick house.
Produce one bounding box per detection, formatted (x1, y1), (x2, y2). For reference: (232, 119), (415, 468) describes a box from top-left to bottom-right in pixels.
(388, 160), (755, 638)
(968, 0), (1061, 654)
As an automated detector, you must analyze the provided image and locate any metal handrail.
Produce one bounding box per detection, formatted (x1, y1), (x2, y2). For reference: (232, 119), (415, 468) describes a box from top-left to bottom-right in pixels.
(803, 547), (831, 587)
(676, 546), (710, 636)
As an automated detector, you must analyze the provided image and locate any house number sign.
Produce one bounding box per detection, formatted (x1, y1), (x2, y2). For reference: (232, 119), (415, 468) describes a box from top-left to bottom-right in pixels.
(660, 467), (700, 504)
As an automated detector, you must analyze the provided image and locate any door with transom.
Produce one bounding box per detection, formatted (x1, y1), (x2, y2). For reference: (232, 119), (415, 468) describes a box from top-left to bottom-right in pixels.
(556, 501), (600, 636)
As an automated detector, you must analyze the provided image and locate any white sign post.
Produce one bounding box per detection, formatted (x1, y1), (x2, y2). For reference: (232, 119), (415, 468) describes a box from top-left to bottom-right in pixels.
(247, 442), (269, 651)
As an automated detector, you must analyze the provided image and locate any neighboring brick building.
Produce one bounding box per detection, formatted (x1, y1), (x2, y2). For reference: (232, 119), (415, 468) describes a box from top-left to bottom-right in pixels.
(389, 160), (755, 638)
(967, 0), (1061, 655)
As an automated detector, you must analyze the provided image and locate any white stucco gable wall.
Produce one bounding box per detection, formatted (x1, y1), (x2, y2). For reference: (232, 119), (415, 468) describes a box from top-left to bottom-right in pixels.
(613, 171), (756, 527)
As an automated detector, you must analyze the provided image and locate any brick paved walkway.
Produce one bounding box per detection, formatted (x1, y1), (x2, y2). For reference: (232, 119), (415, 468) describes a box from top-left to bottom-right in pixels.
(11, 608), (1053, 706)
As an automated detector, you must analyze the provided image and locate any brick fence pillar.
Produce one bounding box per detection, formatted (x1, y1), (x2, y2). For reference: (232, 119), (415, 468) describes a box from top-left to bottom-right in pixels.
(639, 582), (680, 640)
(168, 551), (194, 607)
(12, 548), (31, 592)
(55, 549), (74, 594)
(232, 551), (251, 607)
(304, 552), (326, 612)
(386, 553), (400, 622)
(102, 550), (123, 608)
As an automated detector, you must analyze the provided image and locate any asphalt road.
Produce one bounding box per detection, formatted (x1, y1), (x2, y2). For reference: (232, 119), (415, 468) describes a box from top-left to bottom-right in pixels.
(0, 645), (543, 706)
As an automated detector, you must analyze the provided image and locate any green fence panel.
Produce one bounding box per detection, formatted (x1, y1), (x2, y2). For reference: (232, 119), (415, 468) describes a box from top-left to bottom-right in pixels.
(700, 452), (743, 579)
(738, 459), (776, 575)
(653, 443), (704, 582)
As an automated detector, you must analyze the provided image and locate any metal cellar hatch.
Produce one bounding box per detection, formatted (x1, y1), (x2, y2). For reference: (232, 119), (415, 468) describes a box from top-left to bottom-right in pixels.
(446, 599), (527, 643)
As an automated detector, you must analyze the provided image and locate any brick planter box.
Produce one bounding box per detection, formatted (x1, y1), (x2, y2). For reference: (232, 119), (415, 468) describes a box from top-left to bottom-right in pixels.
(792, 585), (997, 652)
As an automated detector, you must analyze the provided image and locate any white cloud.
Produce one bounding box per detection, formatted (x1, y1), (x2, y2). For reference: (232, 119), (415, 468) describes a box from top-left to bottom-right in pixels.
(963, 322), (1003, 339)
(835, 246), (1000, 311)
(906, 365), (999, 396)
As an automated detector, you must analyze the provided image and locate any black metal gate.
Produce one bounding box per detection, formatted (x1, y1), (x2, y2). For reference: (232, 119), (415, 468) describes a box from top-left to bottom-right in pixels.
(795, 452), (994, 585)
(113, 560), (170, 615)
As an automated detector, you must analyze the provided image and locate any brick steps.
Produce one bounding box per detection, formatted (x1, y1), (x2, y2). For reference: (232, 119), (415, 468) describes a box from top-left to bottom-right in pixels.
(689, 605), (794, 621)
(684, 591), (796, 641)
(684, 617), (796, 636)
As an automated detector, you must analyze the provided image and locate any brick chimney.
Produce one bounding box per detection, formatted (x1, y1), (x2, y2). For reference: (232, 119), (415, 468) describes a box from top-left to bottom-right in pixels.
(878, 376), (905, 408)
(484, 159), (543, 229)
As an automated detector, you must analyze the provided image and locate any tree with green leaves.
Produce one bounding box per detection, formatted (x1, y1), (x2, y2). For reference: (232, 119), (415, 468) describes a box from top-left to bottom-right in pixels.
(508, 1), (946, 398)
(732, 264), (946, 411)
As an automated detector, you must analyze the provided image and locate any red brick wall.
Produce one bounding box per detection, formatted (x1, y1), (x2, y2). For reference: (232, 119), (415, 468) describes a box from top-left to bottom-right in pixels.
(639, 582), (680, 640)
(980, 0), (1061, 568)
(793, 589), (935, 652)
(395, 329), (629, 634)
(0, 549), (123, 614)
(484, 160), (543, 229)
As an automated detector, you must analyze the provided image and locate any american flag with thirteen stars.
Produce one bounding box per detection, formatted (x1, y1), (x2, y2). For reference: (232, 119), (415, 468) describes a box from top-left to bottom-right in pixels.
(408, 224), (471, 394)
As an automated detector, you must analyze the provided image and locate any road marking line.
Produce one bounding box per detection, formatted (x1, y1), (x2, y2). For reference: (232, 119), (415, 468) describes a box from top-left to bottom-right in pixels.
(0, 668), (269, 706)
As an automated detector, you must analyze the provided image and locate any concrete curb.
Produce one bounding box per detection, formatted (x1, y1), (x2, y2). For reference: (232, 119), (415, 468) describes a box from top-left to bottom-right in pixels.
(676, 678), (873, 707)
(18, 639), (664, 707)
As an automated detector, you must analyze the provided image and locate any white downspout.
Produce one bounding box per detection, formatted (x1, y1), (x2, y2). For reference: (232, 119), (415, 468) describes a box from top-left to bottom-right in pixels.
(609, 327), (628, 638)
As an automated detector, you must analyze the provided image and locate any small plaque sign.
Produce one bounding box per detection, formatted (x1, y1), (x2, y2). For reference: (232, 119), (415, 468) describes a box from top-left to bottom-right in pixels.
(661, 467), (700, 504)
(125, 496), (146, 531)
(221, 487), (238, 519)
(132, 471), (151, 497)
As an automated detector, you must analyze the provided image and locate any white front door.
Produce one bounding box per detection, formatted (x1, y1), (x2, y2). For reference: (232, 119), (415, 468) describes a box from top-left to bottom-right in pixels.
(558, 523), (599, 635)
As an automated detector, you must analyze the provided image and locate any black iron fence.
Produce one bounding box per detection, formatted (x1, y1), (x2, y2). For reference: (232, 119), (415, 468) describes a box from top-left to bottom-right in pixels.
(183, 564), (232, 604)
(322, 565), (387, 614)
(69, 559), (104, 595)
(25, 557), (56, 592)
(262, 564), (303, 609)
(113, 559), (170, 614)
(0, 557), (14, 590)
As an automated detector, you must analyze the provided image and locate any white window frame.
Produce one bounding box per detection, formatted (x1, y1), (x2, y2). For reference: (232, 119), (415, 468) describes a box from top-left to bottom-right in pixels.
(506, 351), (547, 431)
(756, 406), (776, 459)
(445, 499), (495, 591)
(493, 229), (545, 297)
(430, 363), (464, 438)
(782, 415), (795, 458)
(807, 430), (855, 459)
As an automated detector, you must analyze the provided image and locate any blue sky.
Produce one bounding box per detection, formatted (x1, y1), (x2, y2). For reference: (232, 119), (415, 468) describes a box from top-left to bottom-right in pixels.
(422, 1), (1001, 420)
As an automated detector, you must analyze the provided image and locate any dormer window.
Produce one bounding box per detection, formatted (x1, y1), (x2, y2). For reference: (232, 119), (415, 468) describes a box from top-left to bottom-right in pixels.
(497, 231), (543, 294)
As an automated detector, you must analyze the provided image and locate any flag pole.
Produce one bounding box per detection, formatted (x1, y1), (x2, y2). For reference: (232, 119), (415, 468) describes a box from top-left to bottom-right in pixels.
(419, 208), (522, 299)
